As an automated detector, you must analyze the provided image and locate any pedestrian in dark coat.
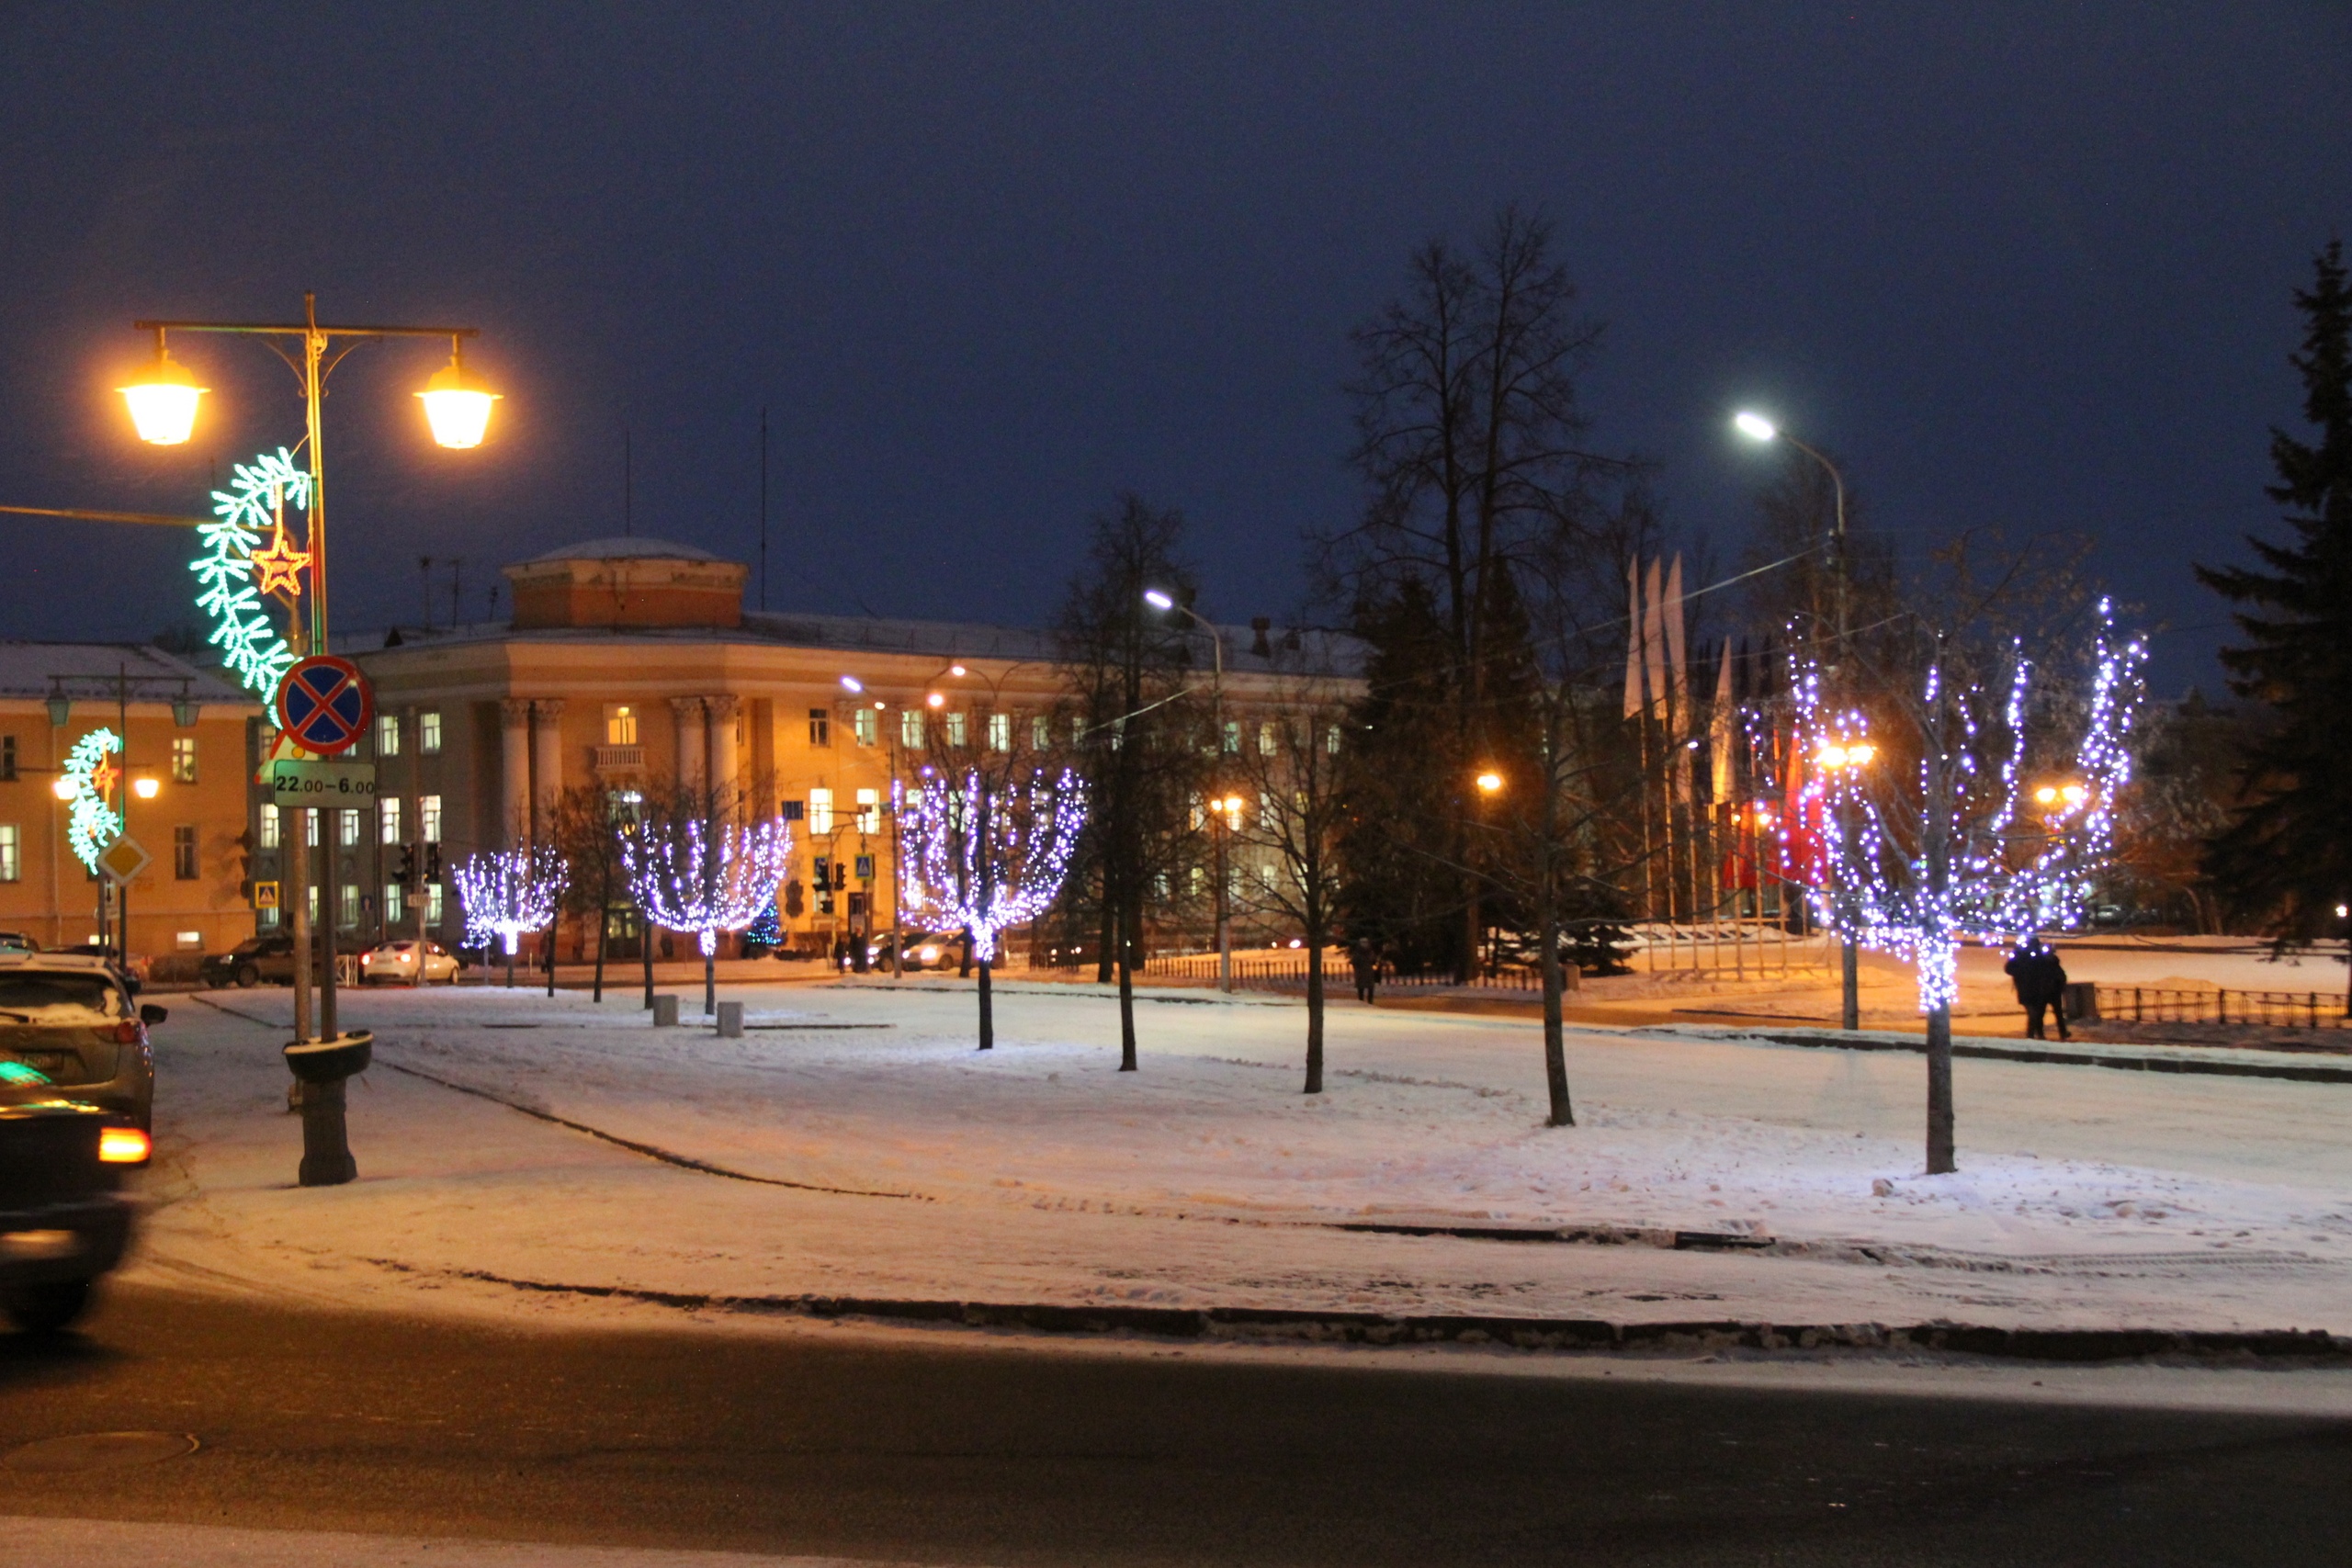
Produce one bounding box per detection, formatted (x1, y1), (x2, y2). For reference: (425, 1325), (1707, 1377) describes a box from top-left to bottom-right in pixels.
(1349, 937), (1378, 1005)
(2005, 936), (2072, 1040)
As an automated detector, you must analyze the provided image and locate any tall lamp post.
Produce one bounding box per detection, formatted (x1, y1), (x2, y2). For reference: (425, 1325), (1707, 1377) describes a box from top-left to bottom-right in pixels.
(118, 293), (499, 1184)
(1144, 590), (1231, 991)
(1735, 412), (1861, 1031)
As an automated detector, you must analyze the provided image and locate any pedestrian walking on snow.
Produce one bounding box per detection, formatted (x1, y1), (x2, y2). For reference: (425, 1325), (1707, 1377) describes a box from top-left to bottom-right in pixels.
(2005, 936), (2071, 1041)
(1349, 937), (1379, 1005)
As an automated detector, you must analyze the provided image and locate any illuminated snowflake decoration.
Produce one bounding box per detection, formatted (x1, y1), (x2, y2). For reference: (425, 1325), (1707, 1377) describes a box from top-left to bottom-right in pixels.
(898, 768), (1088, 963)
(1793, 602), (2146, 1014)
(192, 449), (309, 698)
(451, 847), (568, 956)
(60, 728), (122, 874)
(622, 818), (793, 957)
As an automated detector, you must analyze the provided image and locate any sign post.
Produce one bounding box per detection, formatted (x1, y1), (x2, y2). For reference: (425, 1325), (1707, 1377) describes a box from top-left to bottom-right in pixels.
(274, 653), (376, 1187)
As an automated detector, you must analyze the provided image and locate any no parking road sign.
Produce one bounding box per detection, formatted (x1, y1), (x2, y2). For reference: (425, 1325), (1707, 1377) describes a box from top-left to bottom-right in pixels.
(276, 655), (374, 757)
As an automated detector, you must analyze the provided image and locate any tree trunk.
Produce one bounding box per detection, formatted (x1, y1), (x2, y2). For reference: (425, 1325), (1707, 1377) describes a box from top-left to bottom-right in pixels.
(1095, 879), (1114, 985)
(1925, 1002), (1955, 1174)
(1538, 876), (1574, 1129)
(703, 945), (717, 1016)
(978, 958), (994, 1051)
(1303, 930), (1324, 1095)
(640, 919), (655, 1010)
(593, 846), (611, 1004)
(546, 918), (559, 997)
(1116, 901), (1137, 1072)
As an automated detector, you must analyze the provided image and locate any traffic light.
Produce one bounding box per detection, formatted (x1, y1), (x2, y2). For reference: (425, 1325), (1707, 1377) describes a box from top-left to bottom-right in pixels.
(393, 845), (416, 884)
(833, 861), (849, 891)
(424, 844), (441, 880)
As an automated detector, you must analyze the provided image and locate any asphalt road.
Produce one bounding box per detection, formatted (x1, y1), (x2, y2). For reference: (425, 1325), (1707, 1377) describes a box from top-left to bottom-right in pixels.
(1, 1284), (2348, 1566)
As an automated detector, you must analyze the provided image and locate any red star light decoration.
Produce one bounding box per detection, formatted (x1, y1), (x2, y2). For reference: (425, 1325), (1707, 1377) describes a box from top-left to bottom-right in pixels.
(251, 525), (311, 600)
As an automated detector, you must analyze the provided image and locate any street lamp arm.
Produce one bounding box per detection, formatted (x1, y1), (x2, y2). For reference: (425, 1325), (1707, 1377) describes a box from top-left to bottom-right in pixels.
(135, 318), (481, 341)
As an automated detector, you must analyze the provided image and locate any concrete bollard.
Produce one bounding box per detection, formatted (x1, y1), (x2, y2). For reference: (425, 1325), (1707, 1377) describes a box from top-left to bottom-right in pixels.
(651, 994), (681, 1027)
(716, 1000), (744, 1038)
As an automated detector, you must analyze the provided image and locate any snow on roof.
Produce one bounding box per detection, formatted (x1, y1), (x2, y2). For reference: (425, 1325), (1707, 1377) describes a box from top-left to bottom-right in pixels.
(0, 641), (251, 705)
(523, 536), (719, 563)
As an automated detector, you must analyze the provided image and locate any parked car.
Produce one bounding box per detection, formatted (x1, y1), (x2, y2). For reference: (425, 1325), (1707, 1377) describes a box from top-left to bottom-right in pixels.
(359, 940), (459, 985)
(0, 953), (162, 1140)
(200, 931), (299, 987)
(0, 932), (41, 953)
(0, 1100), (141, 1332)
(866, 931), (949, 970)
(51, 943), (150, 986)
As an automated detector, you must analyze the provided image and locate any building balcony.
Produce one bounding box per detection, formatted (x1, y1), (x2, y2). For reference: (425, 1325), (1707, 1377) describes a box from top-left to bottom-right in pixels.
(593, 744), (646, 774)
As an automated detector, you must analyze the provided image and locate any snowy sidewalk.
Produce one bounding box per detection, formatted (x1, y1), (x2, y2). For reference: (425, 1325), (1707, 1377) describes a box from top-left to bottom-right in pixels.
(122, 980), (2352, 1343)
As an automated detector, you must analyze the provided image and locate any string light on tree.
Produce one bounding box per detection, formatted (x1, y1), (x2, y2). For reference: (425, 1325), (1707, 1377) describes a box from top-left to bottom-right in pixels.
(621, 817), (792, 1014)
(192, 450), (311, 698)
(451, 848), (568, 982)
(897, 768), (1087, 1050)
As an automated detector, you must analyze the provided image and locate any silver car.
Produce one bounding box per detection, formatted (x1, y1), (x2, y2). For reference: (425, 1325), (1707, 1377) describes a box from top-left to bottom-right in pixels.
(0, 954), (161, 1147)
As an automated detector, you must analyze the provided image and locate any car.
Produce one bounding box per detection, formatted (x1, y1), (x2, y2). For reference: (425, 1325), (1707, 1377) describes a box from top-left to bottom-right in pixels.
(359, 940), (460, 985)
(51, 942), (150, 986)
(0, 953), (162, 1141)
(0, 932), (41, 954)
(0, 1100), (141, 1332)
(866, 931), (949, 971)
(199, 931), (304, 987)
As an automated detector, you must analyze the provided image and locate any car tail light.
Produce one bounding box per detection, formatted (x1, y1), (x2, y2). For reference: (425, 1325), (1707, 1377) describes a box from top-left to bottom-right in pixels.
(98, 1126), (151, 1164)
(112, 1021), (142, 1044)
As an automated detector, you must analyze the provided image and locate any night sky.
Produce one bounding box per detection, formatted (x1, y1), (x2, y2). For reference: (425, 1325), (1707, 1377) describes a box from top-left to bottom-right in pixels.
(3, 5), (2346, 694)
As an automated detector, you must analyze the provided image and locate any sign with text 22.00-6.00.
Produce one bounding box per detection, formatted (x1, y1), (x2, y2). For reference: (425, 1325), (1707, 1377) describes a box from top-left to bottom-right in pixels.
(276, 655), (374, 757)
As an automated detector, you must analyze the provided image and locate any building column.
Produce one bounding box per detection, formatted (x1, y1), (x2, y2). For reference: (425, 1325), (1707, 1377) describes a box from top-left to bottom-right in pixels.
(531, 699), (566, 842)
(499, 698), (533, 847)
(672, 696), (707, 796)
(706, 694), (741, 808)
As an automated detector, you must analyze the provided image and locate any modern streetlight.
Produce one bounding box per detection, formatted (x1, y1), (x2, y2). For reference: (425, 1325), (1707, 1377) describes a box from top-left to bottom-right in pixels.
(1736, 410), (1860, 1030)
(1144, 589), (1233, 990)
(119, 292), (499, 1188)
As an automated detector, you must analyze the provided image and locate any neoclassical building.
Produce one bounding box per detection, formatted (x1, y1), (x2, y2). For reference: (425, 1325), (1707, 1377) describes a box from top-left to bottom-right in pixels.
(337, 536), (1355, 958)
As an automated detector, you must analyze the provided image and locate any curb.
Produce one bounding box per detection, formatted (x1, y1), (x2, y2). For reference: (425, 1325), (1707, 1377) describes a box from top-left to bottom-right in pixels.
(1635, 1023), (2352, 1085)
(432, 1267), (2352, 1365)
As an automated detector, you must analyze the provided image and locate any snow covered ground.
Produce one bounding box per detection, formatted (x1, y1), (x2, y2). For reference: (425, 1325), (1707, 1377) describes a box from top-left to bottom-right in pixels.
(123, 976), (2352, 1341)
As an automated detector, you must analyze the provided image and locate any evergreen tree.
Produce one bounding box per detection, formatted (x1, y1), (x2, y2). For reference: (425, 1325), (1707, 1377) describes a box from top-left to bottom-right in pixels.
(2196, 241), (2352, 976)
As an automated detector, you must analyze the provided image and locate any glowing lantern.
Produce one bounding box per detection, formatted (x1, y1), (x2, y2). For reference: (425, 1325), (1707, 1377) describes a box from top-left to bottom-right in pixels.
(415, 344), (500, 449)
(119, 341), (207, 446)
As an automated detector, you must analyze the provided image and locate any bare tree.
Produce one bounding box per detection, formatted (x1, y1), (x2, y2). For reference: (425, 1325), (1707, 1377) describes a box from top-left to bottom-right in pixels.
(1225, 665), (1353, 1094)
(1327, 206), (1640, 980)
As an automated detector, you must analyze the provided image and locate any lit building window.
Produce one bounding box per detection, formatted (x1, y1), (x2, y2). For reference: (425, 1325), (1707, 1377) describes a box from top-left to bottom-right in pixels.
(259, 803), (281, 849)
(376, 715), (401, 757)
(1259, 721), (1277, 756)
(853, 707), (877, 747)
(171, 736), (198, 783)
(338, 884), (359, 928)
(421, 795), (443, 842)
(808, 787), (834, 835)
(987, 713), (1012, 752)
(1326, 724), (1342, 754)
(420, 711), (443, 753)
(0, 824), (17, 883)
(426, 882), (445, 926)
(379, 797), (402, 845)
(260, 906), (280, 929)
(1031, 715), (1050, 750)
(945, 711), (967, 748)
(808, 708), (831, 747)
(174, 825), (198, 880)
(1071, 716), (1086, 747)
(900, 710), (924, 750)
(1222, 720), (1241, 755)
(383, 881), (401, 919)
(855, 788), (881, 833)
(605, 705), (639, 745)
(339, 808), (360, 848)
(305, 811), (320, 849)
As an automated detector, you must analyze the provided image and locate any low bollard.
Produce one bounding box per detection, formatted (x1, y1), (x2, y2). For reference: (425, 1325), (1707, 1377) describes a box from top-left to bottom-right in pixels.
(283, 1032), (373, 1188)
(651, 995), (680, 1027)
(716, 1000), (744, 1038)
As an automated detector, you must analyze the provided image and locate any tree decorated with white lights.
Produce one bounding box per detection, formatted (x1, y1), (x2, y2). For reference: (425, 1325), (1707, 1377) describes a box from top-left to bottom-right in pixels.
(452, 847), (569, 987)
(898, 767), (1088, 1050)
(622, 816), (792, 1015)
(1794, 601), (2144, 1173)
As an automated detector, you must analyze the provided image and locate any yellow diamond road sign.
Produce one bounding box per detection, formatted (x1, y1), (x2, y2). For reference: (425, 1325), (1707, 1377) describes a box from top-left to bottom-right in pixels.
(96, 835), (150, 886)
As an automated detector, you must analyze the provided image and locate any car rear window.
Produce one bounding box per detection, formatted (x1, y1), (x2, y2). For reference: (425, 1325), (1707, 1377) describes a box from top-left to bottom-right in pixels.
(0, 974), (122, 1018)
